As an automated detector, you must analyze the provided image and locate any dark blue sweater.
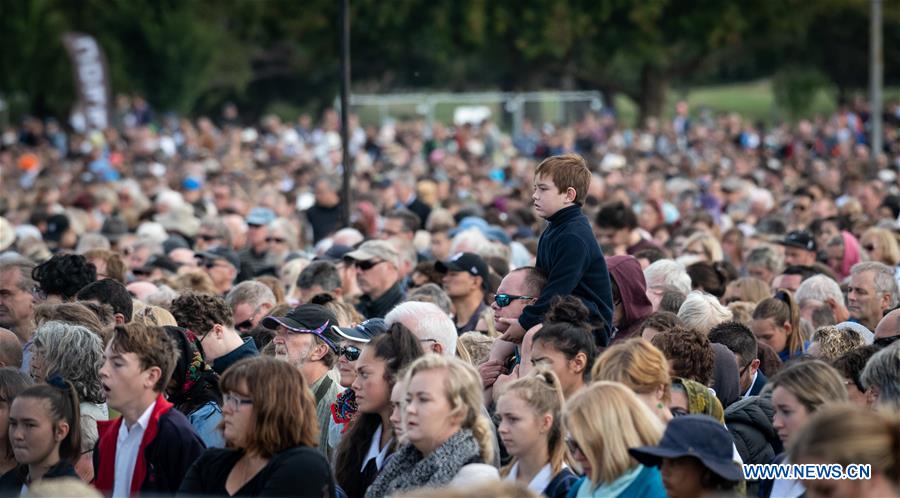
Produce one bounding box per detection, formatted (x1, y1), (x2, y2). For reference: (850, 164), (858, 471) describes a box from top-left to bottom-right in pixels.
(519, 205), (614, 343)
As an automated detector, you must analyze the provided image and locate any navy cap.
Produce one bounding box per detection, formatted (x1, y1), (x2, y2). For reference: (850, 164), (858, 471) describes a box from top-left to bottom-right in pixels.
(327, 318), (388, 344)
(435, 252), (490, 292)
(778, 230), (816, 252)
(262, 304), (339, 351)
(628, 415), (742, 482)
(316, 244), (353, 262)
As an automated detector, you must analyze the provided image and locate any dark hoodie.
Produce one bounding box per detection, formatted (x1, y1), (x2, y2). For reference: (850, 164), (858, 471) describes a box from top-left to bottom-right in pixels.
(606, 255), (653, 343)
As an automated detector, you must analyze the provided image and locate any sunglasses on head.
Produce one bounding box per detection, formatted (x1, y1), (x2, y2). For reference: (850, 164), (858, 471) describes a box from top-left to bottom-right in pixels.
(492, 293), (535, 308)
(338, 344), (361, 361)
(355, 260), (385, 271)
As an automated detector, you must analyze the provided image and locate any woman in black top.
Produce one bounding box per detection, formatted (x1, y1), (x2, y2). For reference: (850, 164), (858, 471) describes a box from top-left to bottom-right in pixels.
(0, 379), (81, 496)
(178, 357), (335, 498)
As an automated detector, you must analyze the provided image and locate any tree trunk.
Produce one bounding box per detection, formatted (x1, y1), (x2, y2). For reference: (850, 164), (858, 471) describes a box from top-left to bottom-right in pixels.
(637, 64), (670, 127)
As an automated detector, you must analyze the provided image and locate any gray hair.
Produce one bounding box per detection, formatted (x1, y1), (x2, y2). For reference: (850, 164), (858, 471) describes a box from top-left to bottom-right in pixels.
(406, 283), (453, 315)
(850, 261), (899, 307)
(795, 275), (844, 306)
(745, 246), (784, 274)
(677, 291), (733, 333)
(295, 261), (341, 293)
(32, 321), (105, 404)
(643, 259), (692, 295)
(0, 256), (36, 293)
(861, 342), (900, 407)
(385, 301), (457, 356)
(199, 216), (232, 246)
(225, 280), (277, 310)
(76, 233), (111, 254)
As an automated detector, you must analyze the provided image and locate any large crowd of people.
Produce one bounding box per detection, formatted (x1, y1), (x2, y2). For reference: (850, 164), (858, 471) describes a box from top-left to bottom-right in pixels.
(0, 95), (899, 498)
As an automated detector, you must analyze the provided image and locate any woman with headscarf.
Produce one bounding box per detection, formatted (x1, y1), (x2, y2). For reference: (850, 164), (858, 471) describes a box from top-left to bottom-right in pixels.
(164, 326), (224, 448)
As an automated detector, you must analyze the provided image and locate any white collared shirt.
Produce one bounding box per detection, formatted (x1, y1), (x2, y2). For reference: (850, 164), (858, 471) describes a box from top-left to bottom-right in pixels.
(742, 370), (759, 398)
(360, 424), (392, 473)
(113, 400), (156, 498)
(504, 462), (556, 495)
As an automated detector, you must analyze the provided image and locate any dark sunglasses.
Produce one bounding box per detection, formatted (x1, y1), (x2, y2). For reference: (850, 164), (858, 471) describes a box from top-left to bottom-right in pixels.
(355, 260), (385, 271)
(492, 293), (535, 308)
(338, 344), (361, 361)
(266, 237), (287, 243)
(863, 244), (876, 252)
(197, 234), (219, 241)
(235, 319), (254, 332)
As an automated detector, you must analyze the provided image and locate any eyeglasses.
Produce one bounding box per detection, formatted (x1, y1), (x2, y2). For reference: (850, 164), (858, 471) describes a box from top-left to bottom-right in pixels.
(565, 437), (584, 456)
(355, 260), (385, 271)
(492, 293), (535, 308)
(338, 344), (361, 361)
(223, 393), (253, 410)
(266, 237), (287, 244)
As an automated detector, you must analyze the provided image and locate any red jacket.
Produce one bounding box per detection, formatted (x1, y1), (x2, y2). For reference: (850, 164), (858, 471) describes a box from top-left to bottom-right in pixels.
(94, 393), (206, 496)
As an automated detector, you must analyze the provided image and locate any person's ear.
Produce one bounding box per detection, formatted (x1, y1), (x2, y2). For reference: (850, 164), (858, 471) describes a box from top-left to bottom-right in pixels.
(214, 323), (225, 339)
(570, 352), (587, 375)
(866, 386), (880, 406)
(566, 187), (577, 203)
(114, 313), (126, 326)
(539, 413), (553, 434)
(782, 321), (792, 336)
(54, 421), (70, 442)
(750, 358), (761, 375)
(311, 342), (329, 361)
(145, 366), (162, 391)
(432, 342), (444, 355)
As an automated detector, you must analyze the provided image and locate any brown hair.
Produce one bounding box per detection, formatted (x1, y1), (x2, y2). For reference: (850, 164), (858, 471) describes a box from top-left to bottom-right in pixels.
(83, 249), (127, 283)
(753, 289), (803, 356)
(170, 292), (234, 332)
(254, 276), (286, 305)
(592, 338), (672, 403)
(34, 302), (105, 337)
(769, 359), (848, 413)
(650, 326), (715, 386)
(534, 154), (591, 204)
(173, 270), (218, 295)
(789, 404), (900, 484)
(109, 322), (177, 393)
(219, 356), (318, 457)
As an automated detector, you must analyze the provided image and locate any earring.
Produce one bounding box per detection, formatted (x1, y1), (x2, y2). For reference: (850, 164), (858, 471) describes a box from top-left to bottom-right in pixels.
(657, 402), (664, 410)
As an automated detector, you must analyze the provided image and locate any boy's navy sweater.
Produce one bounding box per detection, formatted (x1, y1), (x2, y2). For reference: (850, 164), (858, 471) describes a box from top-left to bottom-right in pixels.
(519, 204), (614, 338)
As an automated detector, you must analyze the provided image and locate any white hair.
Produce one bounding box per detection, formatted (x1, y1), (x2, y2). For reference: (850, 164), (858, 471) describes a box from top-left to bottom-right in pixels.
(795, 275), (844, 306)
(451, 228), (491, 258)
(677, 291), (733, 333)
(643, 259), (692, 295)
(749, 187), (775, 212)
(332, 228), (365, 248)
(385, 301), (457, 356)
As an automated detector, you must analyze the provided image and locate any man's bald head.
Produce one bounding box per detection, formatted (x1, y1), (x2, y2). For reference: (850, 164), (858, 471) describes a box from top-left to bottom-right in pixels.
(875, 308), (900, 340)
(0, 328), (23, 369)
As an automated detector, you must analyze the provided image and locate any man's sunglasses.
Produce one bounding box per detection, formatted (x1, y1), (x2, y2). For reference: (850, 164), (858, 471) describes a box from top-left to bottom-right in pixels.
(338, 344), (362, 361)
(355, 260), (385, 271)
(492, 293), (535, 308)
(197, 234), (220, 242)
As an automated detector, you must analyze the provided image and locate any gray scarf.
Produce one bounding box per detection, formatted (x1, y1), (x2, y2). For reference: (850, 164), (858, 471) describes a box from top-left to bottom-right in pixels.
(364, 429), (482, 498)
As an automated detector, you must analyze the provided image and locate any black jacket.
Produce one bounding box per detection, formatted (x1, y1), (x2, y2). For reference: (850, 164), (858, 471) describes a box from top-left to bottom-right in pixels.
(355, 282), (405, 319)
(725, 393), (783, 498)
(519, 205), (614, 343)
(212, 338), (260, 375)
(0, 461), (78, 496)
(178, 446), (335, 497)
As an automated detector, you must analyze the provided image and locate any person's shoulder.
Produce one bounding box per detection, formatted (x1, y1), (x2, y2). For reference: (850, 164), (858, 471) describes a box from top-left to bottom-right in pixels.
(630, 465), (666, 497)
(157, 405), (205, 442)
(270, 446), (330, 473)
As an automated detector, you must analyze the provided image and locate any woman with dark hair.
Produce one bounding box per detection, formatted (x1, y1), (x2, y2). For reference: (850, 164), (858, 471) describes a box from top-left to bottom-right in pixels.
(0, 369), (32, 476)
(333, 323), (424, 498)
(178, 356), (335, 497)
(531, 297), (597, 399)
(30, 254), (97, 302)
(0, 379), (82, 492)
(751, 290), (806, 362)
(163, 326), (223, 448)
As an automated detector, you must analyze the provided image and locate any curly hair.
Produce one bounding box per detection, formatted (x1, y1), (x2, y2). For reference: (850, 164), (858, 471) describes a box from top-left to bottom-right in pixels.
(32, 321), (106, 404)
(170, 292), (234, 332)
(650, 326), (715, 386)
(32, 254), (97, 300)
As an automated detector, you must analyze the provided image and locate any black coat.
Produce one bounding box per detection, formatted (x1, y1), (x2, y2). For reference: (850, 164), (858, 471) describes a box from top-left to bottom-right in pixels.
(725, 393), (783, 498)
(0, 461), (78, 497)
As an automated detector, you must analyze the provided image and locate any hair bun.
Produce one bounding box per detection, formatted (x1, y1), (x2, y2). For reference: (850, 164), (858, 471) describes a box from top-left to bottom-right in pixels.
(545, 295), (590, 327)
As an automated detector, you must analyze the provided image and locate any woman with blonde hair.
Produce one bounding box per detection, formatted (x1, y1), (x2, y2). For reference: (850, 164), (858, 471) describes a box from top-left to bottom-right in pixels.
(860, 227), (900, 287)
(591, 339), (673, 422)
(722, 277), (771, 305)
(178, 356), (334, 496)
(131, 304), (178, 327)
(681, 231), (724, 263)
(564, 381), (666, 497)
(365, 355), (497, 498)
(496, 368), (576, 498)
(789, 404), (900, 498)
(761, 359), (848, 498)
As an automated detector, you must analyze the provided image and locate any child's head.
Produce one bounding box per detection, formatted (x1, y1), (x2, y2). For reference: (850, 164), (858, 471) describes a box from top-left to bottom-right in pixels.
(9, 380), (82, 466)
(533, 154), (591, 218)
(496, 367), (567, 474)
(100, 322), (177, 414)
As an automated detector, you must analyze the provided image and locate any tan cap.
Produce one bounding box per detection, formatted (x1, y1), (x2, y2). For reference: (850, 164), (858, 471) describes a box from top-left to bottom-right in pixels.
(344, 240), (400, 268)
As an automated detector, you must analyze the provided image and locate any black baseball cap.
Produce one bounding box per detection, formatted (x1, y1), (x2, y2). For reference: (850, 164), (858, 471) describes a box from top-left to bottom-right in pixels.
(316, 244), (353, 262)
(629, 415), (742, 482)
(435, 252), (490, 292)
(261, 304), (339, 351)
(197, 247), (241, 270)
(327, 318), (388, 344)
(778, 230), (817, 252)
